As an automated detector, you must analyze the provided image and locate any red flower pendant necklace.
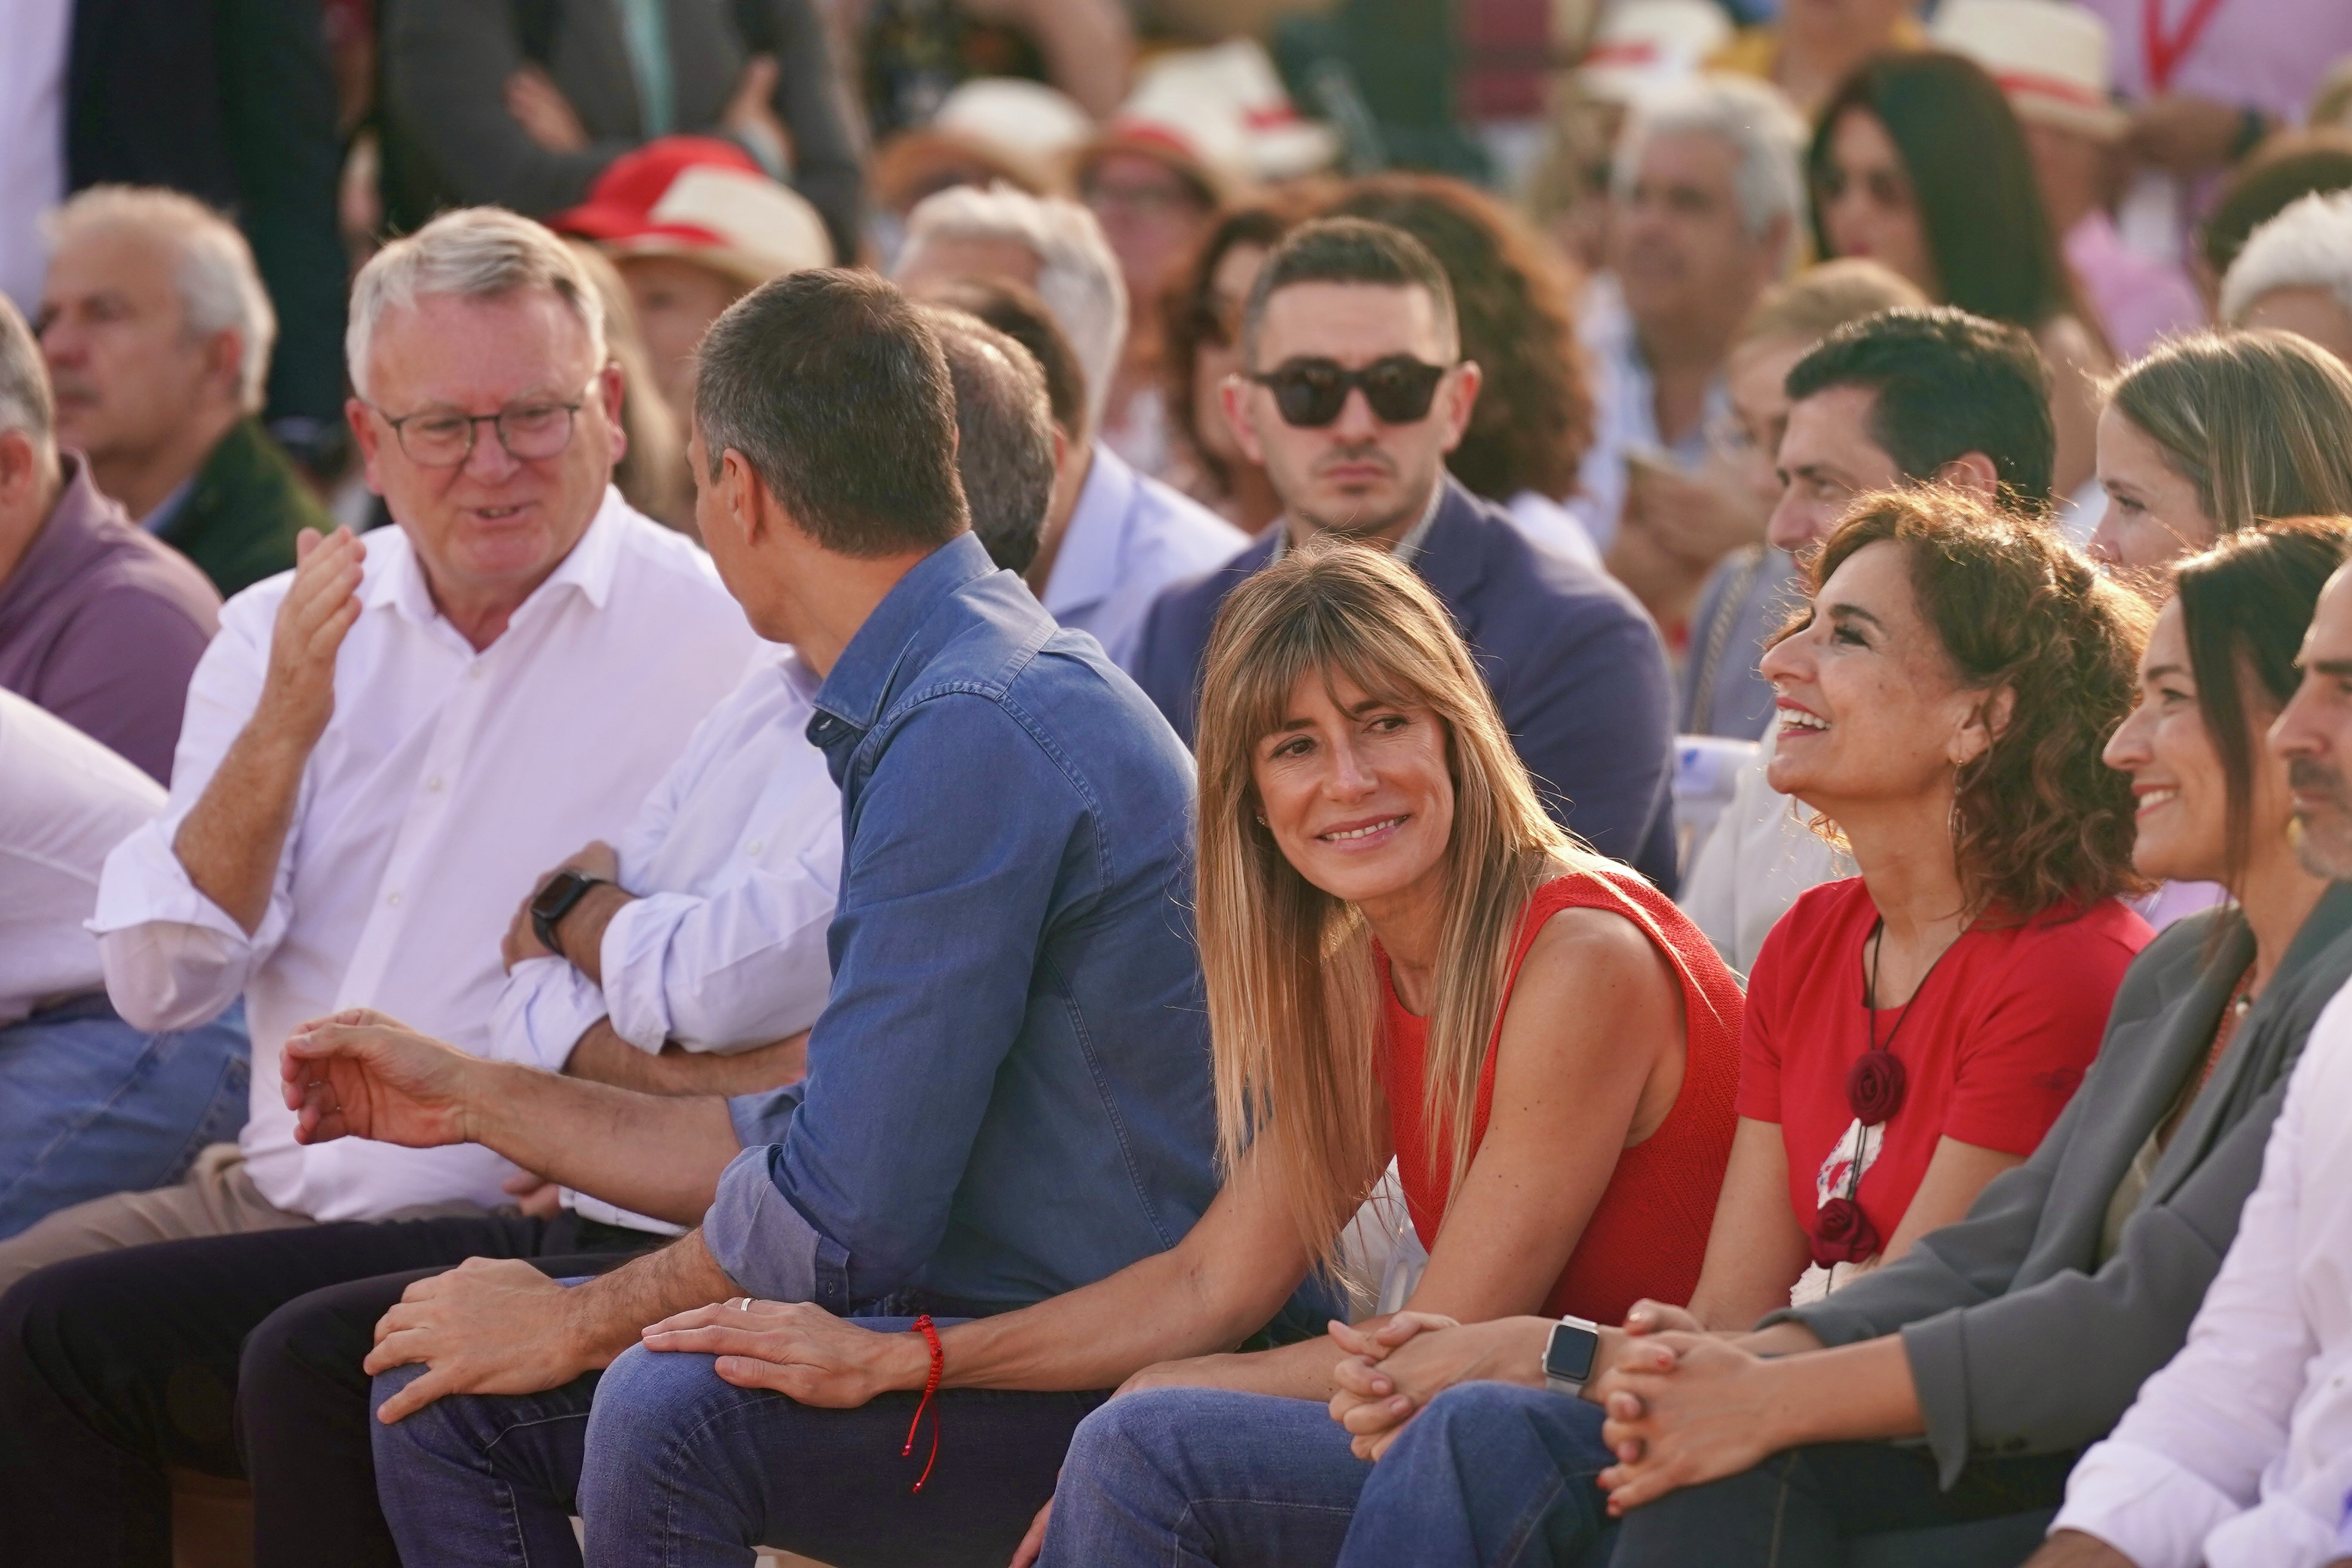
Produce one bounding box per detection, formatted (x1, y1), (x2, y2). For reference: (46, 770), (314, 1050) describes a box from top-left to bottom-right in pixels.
(1811, 917), (1956, 1267)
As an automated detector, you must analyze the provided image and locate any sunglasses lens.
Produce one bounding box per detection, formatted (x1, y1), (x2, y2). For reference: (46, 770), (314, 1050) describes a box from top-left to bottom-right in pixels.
(1360, 362), (1444, 424)
(1270, 366), (1347, 427)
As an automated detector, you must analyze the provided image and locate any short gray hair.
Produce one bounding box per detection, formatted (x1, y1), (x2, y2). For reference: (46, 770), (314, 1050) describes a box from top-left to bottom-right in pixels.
(923, 306), (1055, 573)
(0, 294), (55, 448)
(348, 208), (606, 399)
(46, 185), (277, 412)
(895, 186), (1126, 433)
(1614, 74), (1807, 252)
(2221, 189), (2352, 325)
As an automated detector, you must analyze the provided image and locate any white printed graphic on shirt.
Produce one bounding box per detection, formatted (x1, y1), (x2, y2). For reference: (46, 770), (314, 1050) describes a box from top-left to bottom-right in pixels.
(1815, 1116), (1885, 1211)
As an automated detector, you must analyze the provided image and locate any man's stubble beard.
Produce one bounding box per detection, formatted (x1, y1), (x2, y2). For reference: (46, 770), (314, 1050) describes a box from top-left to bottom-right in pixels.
(2289, 757), (2352, 880)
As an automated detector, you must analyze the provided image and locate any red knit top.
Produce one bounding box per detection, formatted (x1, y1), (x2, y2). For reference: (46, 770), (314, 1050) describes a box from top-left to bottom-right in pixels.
(1374, 869), (1744, 1326)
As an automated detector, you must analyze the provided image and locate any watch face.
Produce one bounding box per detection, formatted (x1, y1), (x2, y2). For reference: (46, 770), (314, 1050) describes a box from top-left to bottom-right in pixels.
(531, 869), (585, 921)
(1545, 1322), (1600, 1383)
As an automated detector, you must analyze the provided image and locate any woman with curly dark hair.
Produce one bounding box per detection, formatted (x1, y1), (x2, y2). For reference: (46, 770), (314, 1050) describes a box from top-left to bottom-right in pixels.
(1328, 174), (1600, 566)
(1674, 485), (2156, 1325)
(1159, 202), (1301, 532)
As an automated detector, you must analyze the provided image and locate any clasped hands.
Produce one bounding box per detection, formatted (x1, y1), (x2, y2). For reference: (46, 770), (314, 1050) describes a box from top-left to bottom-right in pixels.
(1326, 1300), (1787, 1514)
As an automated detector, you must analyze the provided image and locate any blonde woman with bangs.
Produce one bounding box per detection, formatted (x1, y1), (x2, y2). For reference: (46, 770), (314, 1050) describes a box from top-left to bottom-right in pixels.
(664, 540), (1745, 1568)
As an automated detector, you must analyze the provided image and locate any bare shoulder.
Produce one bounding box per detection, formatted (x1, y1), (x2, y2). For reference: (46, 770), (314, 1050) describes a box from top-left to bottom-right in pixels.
(1511, 898), (1681, 1018)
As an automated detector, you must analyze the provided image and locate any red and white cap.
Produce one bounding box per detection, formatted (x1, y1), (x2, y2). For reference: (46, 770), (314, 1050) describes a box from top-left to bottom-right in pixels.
(1578, 0), (1733, 106)
(1932, 0), (2127, 140)
(549, 136), (832, 286)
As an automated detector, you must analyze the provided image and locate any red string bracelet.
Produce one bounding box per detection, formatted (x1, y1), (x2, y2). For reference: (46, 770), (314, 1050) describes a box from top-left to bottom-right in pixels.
(901, 1313), (944, 1493)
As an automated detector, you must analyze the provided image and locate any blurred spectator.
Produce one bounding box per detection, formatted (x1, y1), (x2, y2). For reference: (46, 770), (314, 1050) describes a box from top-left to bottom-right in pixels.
(2077, 0), (2352, 183)
(1, 0), (347, 446)
(1331, 173), (1601, 568)
(562, 241), (692, 533)
(1935, 0), (2206, 362)
(2090, 330), (2352, 575)
(921, 303), (1057, 572)
(549, 136), (831, 428)
(35, 186), (329, 599)
(869, 77), (1092, 263)
(1582, 74), (1805, 636)
(0, 294), (216, 785)
(895, 185), (1245, 668)
(859, 0), (1134, 135)
(0, 691), (251, 1241)
(2314, 57), (2352, 133)
(1680, 259), (1927, 740)
(378, 0), (863, 264)
(1811, 50), (2114, 500)
(1159, 202), (1298, 531)
(2195, 130), (2352, 310)
(1710, 0), (1924, 117)
(2219, 190), (2352, 365)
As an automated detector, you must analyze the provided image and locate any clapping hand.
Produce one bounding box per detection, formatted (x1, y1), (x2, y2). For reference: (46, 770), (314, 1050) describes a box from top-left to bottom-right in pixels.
(257, 527), (365, 753)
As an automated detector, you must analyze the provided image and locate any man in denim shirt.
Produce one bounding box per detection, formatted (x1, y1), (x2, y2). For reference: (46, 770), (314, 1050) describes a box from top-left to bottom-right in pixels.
(267, 270), (1256, 1564)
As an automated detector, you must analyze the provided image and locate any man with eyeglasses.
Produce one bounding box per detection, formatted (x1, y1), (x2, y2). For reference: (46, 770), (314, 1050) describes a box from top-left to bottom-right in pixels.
(0, 209), (764, 1564)
(1132, 217), (1681, 891)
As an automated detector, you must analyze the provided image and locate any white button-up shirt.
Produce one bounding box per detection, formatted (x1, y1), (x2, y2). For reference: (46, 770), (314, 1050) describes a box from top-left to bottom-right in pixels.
(495, 647), (843, 1232)
(91, 492), (760, 1222)
(0, 691), (165, 1025)
(2053, 985), (2352, 1568)
(1043, 443), (1248, 673)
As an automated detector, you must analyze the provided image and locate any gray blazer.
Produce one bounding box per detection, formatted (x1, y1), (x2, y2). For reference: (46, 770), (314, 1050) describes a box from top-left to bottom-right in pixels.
(1779, 883), (2352, 1486)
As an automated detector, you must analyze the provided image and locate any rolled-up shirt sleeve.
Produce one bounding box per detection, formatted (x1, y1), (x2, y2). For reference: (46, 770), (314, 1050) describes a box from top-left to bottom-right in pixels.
(703, 698), (1075, 1308)
(489, 956), (610, 1071)
(89, 600), (288, 1032)
(597, 849), (838, 1054)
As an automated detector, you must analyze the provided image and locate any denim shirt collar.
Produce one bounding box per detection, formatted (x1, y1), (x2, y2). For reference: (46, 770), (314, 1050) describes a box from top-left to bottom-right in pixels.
(808, 531), (997, 746)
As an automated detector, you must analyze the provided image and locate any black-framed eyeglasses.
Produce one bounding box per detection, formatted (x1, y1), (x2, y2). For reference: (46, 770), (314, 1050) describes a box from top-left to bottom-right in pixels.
(366, 381), (595, 468)
(1247, 356), (1452, 429)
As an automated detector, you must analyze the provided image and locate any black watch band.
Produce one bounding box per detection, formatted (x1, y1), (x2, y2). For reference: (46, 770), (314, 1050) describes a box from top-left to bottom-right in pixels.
(529, 868), (607, 956)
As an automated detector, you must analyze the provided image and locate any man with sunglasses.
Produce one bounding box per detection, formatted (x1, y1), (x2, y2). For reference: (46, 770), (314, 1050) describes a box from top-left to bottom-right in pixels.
(1132, 217), (1680, 891)
(0, 209), (763, 1563)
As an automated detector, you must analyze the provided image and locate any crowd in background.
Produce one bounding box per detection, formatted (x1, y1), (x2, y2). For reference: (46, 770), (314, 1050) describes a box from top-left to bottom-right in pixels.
(8, 1), (2352, 1566)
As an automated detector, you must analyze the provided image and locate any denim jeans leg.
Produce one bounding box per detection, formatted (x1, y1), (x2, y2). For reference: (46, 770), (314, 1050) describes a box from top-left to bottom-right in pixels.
(1337, 1382), (1619, 1568)
(0, 999), (250, 1239)
(369, 1361), (601, 1568)
(1039, 1386), (1374, 1568)
(581, 1336), (1104, 1568)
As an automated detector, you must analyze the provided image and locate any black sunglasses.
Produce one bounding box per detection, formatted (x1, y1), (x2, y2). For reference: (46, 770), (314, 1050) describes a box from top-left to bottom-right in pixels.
(1248, 356), (1451, 428)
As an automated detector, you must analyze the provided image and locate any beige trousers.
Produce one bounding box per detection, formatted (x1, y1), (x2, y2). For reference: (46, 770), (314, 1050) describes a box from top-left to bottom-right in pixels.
(0, 1143), (312, 1296)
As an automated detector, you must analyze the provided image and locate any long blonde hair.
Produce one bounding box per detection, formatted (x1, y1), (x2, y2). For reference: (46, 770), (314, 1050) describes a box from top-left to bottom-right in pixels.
(1195, 538), (1600, 1266)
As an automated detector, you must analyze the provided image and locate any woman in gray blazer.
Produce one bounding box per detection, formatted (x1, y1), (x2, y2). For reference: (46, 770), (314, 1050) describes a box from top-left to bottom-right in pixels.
(1315, 519), (2352, 1568)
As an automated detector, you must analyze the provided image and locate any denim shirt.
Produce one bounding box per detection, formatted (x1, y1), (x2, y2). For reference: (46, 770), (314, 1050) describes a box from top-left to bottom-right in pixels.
(702, 533), (1224, 1315)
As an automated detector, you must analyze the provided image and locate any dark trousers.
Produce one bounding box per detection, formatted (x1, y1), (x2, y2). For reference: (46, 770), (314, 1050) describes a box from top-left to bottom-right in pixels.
(1607, 1438), (2075, 1568)
(0, 1209), (656, 1568)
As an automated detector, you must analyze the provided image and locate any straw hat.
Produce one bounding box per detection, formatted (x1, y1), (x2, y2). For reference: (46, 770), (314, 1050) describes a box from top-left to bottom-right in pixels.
(1578, 0), (1734, 106)
(1932, 0), (2128, 141)
(549, 136), (832, 286)
(872, 78), (1096, 211)
(1090, 41), (1337, 188)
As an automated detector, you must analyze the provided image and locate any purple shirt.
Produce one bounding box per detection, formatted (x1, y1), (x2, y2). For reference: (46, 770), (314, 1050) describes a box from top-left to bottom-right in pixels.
(0, 455), (219, 782)
(2081, 0), (2352, 123)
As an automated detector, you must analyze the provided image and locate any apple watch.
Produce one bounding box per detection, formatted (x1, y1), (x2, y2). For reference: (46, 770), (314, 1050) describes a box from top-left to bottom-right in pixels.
(529, 868), (607, 956)
(1542, 1315), (1602, 1398)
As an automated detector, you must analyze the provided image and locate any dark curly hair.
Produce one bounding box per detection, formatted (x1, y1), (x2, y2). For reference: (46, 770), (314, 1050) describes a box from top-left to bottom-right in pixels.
(1802, 489), (2152, 918)
(1328, 174), (1594, 504)
(1160, 201), (1305, 494)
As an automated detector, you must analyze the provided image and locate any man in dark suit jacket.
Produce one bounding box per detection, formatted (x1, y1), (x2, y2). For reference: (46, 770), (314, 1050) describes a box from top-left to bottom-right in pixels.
(1131, 218), (1679, 890)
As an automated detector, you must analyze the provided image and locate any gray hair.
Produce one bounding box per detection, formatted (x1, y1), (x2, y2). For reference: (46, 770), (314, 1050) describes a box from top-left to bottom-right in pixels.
(0, 294), (56, 449)
(2221, 189), (2352, 326)
(923, 306), (1056, 573)
(45, 185), (277, 412)
(1614, 74), (1807, 256)
(895, 186), (1126, 434)
(347, 208), (606, 400)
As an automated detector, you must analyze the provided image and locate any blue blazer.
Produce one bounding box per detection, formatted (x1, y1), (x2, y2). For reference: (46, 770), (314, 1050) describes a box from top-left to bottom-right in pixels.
(1131, 478), (1680, 891)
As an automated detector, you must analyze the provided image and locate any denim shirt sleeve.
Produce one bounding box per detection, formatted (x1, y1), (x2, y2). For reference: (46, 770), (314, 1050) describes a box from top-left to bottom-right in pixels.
(703, 695), (1086, 1307)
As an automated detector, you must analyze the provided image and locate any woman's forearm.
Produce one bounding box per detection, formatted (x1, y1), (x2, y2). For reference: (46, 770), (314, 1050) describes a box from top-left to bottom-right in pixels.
(1763, 1331), (1922, 1448)
(1129, 1331), (1361, 1402)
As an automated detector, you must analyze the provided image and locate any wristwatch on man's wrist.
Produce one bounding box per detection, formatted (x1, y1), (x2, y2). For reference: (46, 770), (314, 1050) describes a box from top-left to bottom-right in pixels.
(529, 868), (607, 956)
(1543, 1315), (1602, 1398)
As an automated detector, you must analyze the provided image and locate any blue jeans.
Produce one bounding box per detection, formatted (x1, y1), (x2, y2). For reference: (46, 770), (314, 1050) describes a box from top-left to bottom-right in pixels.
(371, 1319), (1106, 1567)
(0, 996), (247, 1239)
(1038, 1381), (1617, 1568)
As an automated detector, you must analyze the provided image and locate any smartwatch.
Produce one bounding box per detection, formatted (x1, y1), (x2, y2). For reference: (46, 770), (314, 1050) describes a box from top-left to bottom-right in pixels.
(1542, 1315), (1602, 1398)
(529, 868), (607, 956)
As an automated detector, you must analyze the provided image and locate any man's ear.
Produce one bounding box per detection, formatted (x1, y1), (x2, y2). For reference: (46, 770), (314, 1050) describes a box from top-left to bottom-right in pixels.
(596, 360), (629, 465)
(346, 397), (386, 496)
(1221, 374), (1264, 467)
(1754, 213), (1794, 282)
(1437, 359), (1483, 455)
(0, 429), (42, 509)
(1937, 451), (2003, 500)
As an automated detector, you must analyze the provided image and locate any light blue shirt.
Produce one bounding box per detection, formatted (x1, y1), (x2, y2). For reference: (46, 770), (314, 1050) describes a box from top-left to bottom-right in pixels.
(1041, 444), (1248, 673)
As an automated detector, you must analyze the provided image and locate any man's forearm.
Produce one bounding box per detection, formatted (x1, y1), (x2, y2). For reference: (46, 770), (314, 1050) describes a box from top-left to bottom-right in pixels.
(561, 1230), (743, 1367)
(170, 717), (313, 934)
(555, 883), (634, 985)
(564, 1018), (808, 1099)
(466, 1059), (740, 1224)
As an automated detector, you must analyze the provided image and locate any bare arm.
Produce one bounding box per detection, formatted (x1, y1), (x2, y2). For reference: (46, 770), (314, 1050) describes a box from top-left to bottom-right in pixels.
(564, 1017), (809, 1100)
(172, 528), (362, 932)
(282, 1010), (739, 1224)
(1878, 1136), (2027, 1267)
(1684, 1117), (1814, 1331)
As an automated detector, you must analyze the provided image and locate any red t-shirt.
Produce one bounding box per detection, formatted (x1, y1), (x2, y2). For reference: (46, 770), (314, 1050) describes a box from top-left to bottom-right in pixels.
(1737, 878), (2150, 1252)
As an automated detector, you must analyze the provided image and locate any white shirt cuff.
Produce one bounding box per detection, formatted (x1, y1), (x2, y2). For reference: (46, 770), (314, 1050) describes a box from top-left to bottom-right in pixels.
(2055, 1440), (2247, 1568)
(489, 958), (609, 1071)
(90, 817), (278, 948)
(598, 890), (694, 1052)
(2204, 1495), (2346, 1568)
